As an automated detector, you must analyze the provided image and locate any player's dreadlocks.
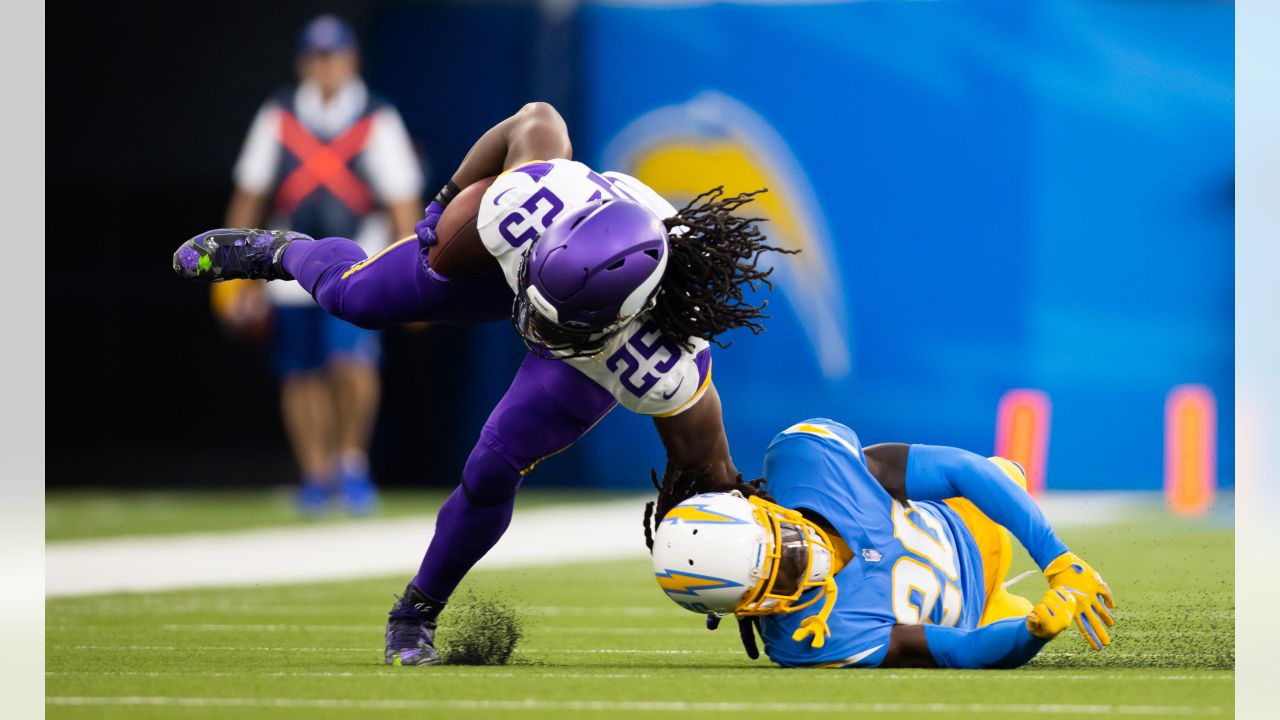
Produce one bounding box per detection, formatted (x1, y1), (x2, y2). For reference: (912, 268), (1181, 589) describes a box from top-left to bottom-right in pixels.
(642, 465), (773, 552)
(653, 187), (798, 351)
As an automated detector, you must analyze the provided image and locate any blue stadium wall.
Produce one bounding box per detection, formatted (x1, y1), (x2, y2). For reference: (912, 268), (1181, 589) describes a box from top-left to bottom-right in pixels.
(564, 0), (1234, 490)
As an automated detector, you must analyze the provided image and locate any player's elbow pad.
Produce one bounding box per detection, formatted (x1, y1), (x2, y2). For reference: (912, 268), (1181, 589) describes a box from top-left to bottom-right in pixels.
(923, 620), (1048, 669)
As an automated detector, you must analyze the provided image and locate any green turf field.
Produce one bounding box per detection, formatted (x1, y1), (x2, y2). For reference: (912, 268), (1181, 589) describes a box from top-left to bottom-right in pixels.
(46, 493), (1233, 719)
(45, 488), (632, 542)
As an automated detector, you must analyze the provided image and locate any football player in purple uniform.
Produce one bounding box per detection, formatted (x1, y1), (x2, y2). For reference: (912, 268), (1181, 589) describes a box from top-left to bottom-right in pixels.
(174, 102), (792, 665)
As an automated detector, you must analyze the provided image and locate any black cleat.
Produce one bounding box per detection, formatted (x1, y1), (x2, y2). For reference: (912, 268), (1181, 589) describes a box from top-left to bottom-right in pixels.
(172, 228), (311, 282)
(385, 583), (445, 667)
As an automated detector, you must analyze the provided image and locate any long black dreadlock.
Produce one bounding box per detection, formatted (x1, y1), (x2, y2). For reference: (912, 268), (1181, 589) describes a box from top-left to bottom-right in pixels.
(652, 187), (798, 351)
(641, 465), (773, 552)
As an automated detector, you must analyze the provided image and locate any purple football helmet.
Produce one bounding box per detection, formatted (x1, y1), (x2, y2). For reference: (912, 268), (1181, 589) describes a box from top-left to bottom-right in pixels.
(514, 199), (669, 358)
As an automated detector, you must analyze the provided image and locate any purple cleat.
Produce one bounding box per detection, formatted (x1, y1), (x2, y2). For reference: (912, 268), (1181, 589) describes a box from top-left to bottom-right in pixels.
(385, 583), (445, 667)
(172, 228), (312, 282)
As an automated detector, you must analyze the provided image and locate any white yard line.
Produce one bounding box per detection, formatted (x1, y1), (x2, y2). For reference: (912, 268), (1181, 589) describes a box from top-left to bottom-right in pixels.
(51, 644), (739, 655)
(46, 623), (708, 635)
(44, 622), (1215, 639)
(55, 603), (674, 616)
(57, 645), (375, 653)
(47, 671), (653, 680)
(44, 670), (1227, 682)
(44, 696), (1224, 715)
(46, 493), (1158, 598)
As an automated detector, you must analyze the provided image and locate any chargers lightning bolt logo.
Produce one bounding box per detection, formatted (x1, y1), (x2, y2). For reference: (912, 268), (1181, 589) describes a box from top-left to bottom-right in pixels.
(654, 569), (744, 597)
(603, 91), (852, 379)
(660, 502), (749, 525)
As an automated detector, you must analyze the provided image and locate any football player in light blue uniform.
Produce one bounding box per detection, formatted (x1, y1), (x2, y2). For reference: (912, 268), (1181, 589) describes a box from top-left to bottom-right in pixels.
(647, 418), (1116, 669)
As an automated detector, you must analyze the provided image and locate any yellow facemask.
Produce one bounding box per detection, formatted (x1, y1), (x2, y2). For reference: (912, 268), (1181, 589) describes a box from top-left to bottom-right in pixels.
(733, 496), (841, 648)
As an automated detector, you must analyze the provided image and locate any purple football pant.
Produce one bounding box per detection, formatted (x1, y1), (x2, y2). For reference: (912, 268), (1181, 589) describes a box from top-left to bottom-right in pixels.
(413, 352), (616, 600)
(281, 236), (617, 603)
(283, 235), (512, 327)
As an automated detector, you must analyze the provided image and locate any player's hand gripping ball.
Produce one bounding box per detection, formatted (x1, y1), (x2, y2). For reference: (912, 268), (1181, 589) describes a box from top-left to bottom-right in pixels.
(415, 201), (444, 247)
(1043, 552), (1117, 650)
(1026, 588), (1078, 640)
(424, 176), (502, 280)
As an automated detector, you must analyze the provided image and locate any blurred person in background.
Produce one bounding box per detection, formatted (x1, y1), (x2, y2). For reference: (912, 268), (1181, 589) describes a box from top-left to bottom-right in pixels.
(213, 14), (424, 515)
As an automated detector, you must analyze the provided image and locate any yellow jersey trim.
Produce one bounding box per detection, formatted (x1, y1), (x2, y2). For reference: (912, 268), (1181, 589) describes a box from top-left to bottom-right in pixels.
(497, 159), (550, 179)
(341, 235), (418, 280)
(654, 360), (713, 418)
(988, 456), (1029, 490)
(782, 422), (862, 458)
(517, 404), (617, 476)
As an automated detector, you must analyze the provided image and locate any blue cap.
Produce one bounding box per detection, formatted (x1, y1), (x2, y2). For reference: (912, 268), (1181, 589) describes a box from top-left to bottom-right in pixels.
(297, 15), (357, 55)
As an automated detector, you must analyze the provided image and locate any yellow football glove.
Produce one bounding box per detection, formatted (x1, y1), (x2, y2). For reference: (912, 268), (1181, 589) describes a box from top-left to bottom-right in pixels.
(1043, 552), (1116, 651)
(1026, 587), (1078, 639)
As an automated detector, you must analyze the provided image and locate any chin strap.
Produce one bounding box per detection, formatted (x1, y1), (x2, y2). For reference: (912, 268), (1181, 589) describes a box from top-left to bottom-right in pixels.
(707, 612), (765, 660)
(789, 577), (839, 649)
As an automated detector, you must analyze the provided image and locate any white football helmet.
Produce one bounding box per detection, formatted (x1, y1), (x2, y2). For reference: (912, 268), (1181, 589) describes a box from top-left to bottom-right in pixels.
(651, 492), (841, 646)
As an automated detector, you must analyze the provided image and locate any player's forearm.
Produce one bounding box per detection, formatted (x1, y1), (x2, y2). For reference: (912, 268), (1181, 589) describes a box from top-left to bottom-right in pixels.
(921, 619), (1049, 669)
(905, 445), (1068, 569)
(652, 384), (738, 489)
(226, 188), (268, 228)
(449, 102), (571, 189)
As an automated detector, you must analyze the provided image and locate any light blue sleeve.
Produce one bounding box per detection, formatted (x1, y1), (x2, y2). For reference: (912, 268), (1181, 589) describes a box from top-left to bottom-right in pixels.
(904, 445), (1069, 569)
(923, 619), (1049, 669)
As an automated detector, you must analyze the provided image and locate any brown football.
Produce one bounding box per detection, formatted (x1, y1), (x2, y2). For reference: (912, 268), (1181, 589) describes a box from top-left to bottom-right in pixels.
(427, 175), (502, 280)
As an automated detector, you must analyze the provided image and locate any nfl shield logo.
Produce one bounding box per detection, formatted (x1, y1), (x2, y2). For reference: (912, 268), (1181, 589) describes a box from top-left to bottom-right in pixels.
(861, 548), (882, 563)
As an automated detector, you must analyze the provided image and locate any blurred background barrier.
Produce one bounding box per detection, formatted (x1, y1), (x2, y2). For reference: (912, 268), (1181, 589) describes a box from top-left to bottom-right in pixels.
(47, 0), (1233, 498)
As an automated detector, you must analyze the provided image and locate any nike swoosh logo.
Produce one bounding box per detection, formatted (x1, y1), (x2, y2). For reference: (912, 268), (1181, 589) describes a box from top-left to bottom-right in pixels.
(661, 377), (686, 400)
(492, 188), (515, 205)
(837, 644), (885, 667)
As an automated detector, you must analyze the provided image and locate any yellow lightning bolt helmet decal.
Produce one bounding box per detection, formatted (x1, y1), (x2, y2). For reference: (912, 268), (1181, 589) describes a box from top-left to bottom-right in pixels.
(654, 569), (744, 597)
(660, 502), (750, 525)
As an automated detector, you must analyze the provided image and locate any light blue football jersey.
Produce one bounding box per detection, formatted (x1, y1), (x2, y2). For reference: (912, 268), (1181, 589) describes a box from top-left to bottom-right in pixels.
(758, 419), (987, 668)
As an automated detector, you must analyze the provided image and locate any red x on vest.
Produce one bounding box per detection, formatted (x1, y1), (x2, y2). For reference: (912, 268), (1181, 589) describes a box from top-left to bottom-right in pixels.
(275, 110), (376, 215)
